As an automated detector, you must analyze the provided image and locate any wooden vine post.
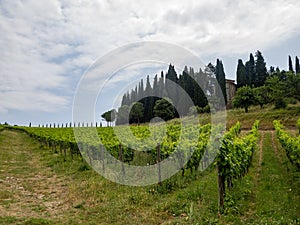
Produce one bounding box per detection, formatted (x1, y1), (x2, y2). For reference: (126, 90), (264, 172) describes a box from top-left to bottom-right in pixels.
(218, 166), (225, 211)
(157, 143), (162, 185)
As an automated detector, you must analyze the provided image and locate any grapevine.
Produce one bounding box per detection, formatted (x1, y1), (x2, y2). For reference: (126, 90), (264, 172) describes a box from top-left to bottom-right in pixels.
(216, 120), (259, 209)
(273, 120), (300, 171)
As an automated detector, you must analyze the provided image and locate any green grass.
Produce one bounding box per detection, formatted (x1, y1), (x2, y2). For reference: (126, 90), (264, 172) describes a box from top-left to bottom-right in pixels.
(256, 132), (299, 222)
(0, 217), (54, 225)
(227, 103), (300, 130)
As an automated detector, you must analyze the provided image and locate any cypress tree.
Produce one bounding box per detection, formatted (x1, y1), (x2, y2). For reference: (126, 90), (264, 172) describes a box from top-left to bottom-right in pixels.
(254, 50), (267, 87)
(178, 68), (194, 114)
(215, 59), (227, 104)
(165, 64), (178, 103)
(245, 53), (255, 86)
(236, 59), (247, 88)
(152, 74), (159, 96)
(138, 79), (144, 100)
(295, 56), (300, 74)
(194, 70), (208, 108)
(269, 66), (275, 74)
(289, 55), (294, 73)
(130, 88), (137, 103)
(143, 75), (153, 122)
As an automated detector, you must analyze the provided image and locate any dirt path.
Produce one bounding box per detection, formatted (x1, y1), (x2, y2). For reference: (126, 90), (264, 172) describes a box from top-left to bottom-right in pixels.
(0, 130), (70, 221)
(256, 131), (264, 177)
(271, 130), (282, 165)
(243, 131), (265, 219)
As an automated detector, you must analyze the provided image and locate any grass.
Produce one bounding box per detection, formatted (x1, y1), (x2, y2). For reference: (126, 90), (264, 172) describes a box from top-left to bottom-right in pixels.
(253, 132), (300, 223)
(226, 103), (300, 130)
(183, 103), (300, 130)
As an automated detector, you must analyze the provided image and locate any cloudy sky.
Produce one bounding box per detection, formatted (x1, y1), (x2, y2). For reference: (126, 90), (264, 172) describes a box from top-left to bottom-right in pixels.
(1, 0), (300, 126)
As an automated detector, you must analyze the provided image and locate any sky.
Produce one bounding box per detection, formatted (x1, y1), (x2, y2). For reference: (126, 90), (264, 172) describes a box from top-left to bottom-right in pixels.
(1, 0), (300, 126)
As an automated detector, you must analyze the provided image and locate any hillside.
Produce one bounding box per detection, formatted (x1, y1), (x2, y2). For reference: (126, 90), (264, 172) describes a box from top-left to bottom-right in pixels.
(0, 106), (299, 224)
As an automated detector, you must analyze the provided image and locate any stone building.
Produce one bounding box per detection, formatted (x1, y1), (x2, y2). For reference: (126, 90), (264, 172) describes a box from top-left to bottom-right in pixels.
(226, 79), (236, 108)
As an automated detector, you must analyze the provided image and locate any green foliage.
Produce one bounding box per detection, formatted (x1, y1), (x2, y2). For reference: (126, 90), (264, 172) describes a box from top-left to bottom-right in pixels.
(296, 56), (300, 74)
(289, 55), (294, 73)
(273, 120), (300, 171)
(297, 118), (300, 134)
(236, 59), (247, 88)
(11, 120), (215, 175)
(153, 98), (175, 121)
(265, 71), (300, 108)
(129, 102), (144, 124)
(101, 109), (116, 126)
(274, 98), (287, 109)
(284, 71), (300, 100)
(245, 53), (255, 86)
(253, 85), (272, 108)
(116, 105), (129, 125)
(216, 59), (227, 104)
(217, 121), (259, 179)
(188, 106), (198, 116)
(118, 64), (213, 124)
(202, 105), (211, 113)
(233, 86), (256, 113)
(217, 120), (259, 192)
(254, 50), (267, 87)
(24, 218), (53, 225)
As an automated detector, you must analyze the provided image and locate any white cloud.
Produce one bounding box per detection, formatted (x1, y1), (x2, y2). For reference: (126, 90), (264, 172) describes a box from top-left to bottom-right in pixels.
(1, 0), (300, 118)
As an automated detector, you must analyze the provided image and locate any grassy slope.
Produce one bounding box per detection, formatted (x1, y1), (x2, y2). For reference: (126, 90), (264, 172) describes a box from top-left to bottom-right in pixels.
(0, 105), (300, 224)
(226, 103), (300, 130)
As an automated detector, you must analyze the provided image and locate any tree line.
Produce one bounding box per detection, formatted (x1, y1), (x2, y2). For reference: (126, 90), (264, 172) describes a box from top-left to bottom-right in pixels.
(100, 51), (300, 125)
(234, 53), (300, 112)
(115, 61), (227, 125)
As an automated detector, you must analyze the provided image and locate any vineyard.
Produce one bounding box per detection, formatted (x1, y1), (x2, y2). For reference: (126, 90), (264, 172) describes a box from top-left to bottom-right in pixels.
(0, 114), (300, 224)
(274, 120), (300, 171)
(7, 120), (260, 208)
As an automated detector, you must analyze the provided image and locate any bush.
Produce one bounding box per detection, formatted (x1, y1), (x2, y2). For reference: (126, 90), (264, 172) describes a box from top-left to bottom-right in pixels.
(286, 98), (298, 105)
(274, 98), (287, 109)
(203, 105), (210, 113)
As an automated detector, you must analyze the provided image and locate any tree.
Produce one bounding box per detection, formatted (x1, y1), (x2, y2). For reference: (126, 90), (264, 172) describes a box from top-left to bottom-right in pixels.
(129, 102), (144, 124)
(101, 109), (116, 126)
(153, 98), (175, 121)
(253, 85), (271, 108)
(165, 64), (178, 101)
(236, 59), (247, 88)
(265, 75), (287, 109)
(254, 50), (267, 87)
(143, 75), (154, 122)
(296, 56), (300, 74)
(152, 74), (159, 96)
(158, 71), (165, 97)
(178, 69), (195, 115)
(233, 86), (256, 113)
(215, 59), (227, 104)
(138, 79), (144, 100)
(188, 106), (198, 116)
(284, 71), (300, 101)
(116, 105), (130, 125)
(245, 53), (255, 86)
(194, 69), (208, 108)
(288, 55), (294, 73)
